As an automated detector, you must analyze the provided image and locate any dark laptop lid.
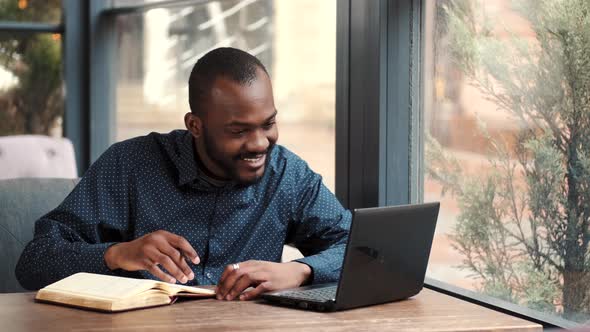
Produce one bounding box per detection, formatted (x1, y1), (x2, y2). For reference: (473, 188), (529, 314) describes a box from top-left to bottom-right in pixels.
(334, 202), (440, 310)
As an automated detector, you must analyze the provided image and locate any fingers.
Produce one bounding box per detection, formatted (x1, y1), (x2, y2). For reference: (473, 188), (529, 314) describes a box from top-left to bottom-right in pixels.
(217, 262), (270, 300)
(159, 244), (194, 282)
(224, 274), (253, 301)
(217, 263), (246, 300)
(152, 251), (189, 284)
(218, 263), (235, 287)
(146, 259), (177, 284)
(113, 231), (199, 282)
(166, 233), (200, 264)
(147, 231), (199, 284)
(239, 281), (273, 301)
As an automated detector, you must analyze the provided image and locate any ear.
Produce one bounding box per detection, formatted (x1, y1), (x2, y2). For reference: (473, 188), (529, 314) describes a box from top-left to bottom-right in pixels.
(184, 112), (203, 138)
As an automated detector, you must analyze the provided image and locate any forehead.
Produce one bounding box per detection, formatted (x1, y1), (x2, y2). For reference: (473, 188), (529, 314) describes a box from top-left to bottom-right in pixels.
(207, 69), (275, 123)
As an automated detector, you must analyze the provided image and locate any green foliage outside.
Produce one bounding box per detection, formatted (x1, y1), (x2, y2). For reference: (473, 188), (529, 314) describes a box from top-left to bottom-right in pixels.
(427, 0), (590, 322)
(0, 0), (62, 136)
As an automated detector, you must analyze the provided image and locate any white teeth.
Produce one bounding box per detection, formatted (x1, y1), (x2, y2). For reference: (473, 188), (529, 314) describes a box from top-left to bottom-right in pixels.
(242, 155), (263, 162)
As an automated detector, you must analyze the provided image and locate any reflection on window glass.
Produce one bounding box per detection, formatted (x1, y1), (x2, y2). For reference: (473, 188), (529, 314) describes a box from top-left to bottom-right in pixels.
(0, 0), (61, 24)
(0, 33), (63, 137)
(423, 0), (590, 323)
(115, 0), (336, 190)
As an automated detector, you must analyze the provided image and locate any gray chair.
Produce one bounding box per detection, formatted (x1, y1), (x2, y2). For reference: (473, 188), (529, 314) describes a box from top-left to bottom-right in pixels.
(0, 178), (78, 293)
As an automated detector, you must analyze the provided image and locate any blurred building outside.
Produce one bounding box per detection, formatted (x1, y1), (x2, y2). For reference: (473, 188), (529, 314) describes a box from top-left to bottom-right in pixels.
(115, 0), (336, 190)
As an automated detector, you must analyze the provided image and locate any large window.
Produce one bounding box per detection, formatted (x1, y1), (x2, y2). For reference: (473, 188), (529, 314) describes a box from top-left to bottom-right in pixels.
(114, 0), (336, 190)
(0, 0), (63, 137)
(423, 0), (590, 323)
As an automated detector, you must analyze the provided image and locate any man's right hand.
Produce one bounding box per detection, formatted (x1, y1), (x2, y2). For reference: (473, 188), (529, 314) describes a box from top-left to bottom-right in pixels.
(104, 230), (200, 284)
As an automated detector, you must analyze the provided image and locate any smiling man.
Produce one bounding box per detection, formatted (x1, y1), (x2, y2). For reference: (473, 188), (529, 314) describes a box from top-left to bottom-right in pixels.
(15, 47), (351, 301)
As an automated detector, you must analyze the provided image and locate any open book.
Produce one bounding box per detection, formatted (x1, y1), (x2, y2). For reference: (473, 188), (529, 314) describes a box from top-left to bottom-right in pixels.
(35, 272), (216, 312)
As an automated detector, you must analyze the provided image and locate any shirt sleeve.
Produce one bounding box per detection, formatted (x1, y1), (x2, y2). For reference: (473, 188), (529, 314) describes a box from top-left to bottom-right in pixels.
(15, 143), (137, 290)
(287, 159), (352, 284)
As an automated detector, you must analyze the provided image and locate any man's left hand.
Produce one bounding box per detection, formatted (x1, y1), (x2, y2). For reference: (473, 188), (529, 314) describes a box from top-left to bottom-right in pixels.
(215, 261), (311, 301)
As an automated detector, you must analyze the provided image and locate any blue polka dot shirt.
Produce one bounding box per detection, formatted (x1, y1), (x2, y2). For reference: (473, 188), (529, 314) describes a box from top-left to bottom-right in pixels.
(16, 130), (351, 290)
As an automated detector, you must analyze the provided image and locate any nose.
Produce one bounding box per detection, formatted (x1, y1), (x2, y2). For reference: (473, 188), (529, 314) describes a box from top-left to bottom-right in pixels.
(245, 128), (269, 153)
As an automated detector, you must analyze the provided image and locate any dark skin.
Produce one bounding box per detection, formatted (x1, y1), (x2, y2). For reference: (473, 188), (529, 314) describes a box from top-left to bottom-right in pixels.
(104, 68), (311, 300)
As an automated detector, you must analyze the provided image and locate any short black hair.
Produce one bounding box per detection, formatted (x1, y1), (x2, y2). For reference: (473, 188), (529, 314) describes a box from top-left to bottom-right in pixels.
(188, 47), (269, 116)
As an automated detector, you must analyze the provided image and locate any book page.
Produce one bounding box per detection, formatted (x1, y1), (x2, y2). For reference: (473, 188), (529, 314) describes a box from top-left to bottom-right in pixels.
(43, 273), (157, 300)
(153, 282), (215, 296)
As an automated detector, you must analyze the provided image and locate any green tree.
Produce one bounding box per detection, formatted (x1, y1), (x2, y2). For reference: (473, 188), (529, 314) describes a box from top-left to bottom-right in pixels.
(427, 0), (590, 322)
(0, 0), (62, 136)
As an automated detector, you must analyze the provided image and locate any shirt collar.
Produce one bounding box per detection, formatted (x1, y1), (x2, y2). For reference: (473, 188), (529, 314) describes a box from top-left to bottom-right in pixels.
(175, 130), (200, 187)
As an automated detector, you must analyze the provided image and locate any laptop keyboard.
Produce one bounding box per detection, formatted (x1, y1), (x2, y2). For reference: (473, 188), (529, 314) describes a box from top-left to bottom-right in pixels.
(277, 285), (337, 301)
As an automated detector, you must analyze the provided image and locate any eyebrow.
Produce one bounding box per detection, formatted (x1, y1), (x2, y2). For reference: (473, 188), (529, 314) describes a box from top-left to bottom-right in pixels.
(225, 110), (278, 127)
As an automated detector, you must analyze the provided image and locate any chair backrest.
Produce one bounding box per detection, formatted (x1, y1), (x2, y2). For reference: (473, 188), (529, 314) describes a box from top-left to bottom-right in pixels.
(0, 135), (78, 180)
(0, 178), (78, 293)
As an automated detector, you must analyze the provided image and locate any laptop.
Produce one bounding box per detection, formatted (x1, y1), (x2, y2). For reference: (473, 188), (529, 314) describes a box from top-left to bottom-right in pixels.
(261, 202), (440, 311)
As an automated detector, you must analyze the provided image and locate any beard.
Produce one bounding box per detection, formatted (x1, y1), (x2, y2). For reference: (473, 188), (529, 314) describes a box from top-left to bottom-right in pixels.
(201, 127), (274, 186)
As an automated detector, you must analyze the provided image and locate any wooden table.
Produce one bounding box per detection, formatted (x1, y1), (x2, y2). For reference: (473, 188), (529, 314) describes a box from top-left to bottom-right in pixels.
(0, 289), (541, 331)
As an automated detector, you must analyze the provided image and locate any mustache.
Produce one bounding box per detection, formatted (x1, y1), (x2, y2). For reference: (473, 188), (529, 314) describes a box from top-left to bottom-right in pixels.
(237, 151), (267, 160)
(235, 144), (275, 160)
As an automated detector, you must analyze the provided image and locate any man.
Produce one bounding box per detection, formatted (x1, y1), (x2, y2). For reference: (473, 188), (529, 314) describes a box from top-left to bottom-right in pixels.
(15, 47), (351, 301)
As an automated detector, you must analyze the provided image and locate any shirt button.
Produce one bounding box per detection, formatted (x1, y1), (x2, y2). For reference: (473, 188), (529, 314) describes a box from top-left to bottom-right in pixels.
(206, 272), (212, 278)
